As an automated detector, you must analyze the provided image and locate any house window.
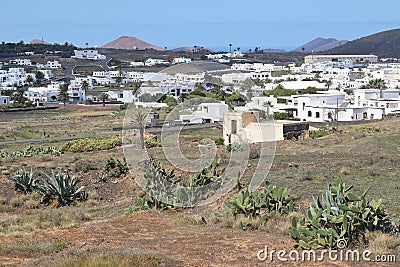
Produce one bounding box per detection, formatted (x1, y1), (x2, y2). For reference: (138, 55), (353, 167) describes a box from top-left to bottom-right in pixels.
(231, 120), (238, 134)
(308, 111), (312, 117)
(303, 103), (305, 111)
(328, 112), (332, 119)
(363, 112), (367, 119)
(316, 112), (320, 118)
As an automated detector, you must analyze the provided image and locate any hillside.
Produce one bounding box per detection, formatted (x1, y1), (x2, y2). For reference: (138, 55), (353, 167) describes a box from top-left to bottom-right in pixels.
(293, 37), (347, 53)
(325, 28), (400, 58)
(102, 36), (164, 51)
(30, 39), (51, 45)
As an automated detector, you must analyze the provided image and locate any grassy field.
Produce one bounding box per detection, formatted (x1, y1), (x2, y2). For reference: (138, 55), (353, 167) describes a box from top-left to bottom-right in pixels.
(0, 108), (399, 266)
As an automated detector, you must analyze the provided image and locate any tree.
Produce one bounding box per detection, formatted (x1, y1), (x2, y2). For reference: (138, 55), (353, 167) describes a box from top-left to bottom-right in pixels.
(263, 101), (274, 119)
(324, 79), (333, 90)
(302, 47), (305, 53)
(81, 80), (89, 102)
(367, 78), (386, 89)
(26, 75), (33, 85)
(229, 43), (232, 54)
(178, 93), (188, 103)
(11, 89), (27, 105)
(58, 83), (69, 106)
(131, 109), (148, 149)
(164, 96), (177, 107)
(34, 71), (45, 86)
(98, 93), (109, 106)
(115, 70), (124, 87)
(131, 82), (142, 101)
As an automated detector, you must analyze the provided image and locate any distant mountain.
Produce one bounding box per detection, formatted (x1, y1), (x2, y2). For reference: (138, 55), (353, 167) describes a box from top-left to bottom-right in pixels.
(30, 39), (51, 45)
(171, 46), (211, 53)
(262, 48), (287, 53)
(293, 37), (347, 53)
(325, 28), (400, 58)
(102, 36), (164, 51)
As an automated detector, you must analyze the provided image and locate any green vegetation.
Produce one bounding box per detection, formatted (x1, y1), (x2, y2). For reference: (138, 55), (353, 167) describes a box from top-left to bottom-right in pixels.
(10, 168), (37, 194)
(103, 157), (129, 179)
(0, 145), (63, 158)
(309, 127), (331, 139)
(59, 137), (121, 152)
(289, 179), (399, 250)
(0, 41), (76, 57)
(38, 170), (88, 207)
(130, 159), (225, 211)
(217, 185), (295, 220)
(145, 137), (162, 148)
(214, 137), (224, 146)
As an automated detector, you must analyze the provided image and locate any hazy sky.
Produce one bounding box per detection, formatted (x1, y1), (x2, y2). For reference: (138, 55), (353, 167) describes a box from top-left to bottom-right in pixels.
(2, 0), (400, 50)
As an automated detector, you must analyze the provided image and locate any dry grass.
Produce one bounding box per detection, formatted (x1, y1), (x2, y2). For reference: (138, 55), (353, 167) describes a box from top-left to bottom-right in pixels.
(27, 247), (170, 267)
(366, 231), (400, 256)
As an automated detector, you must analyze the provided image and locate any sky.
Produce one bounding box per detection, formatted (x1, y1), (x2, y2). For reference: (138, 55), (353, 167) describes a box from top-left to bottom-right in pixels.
(2, 0), (400, 51)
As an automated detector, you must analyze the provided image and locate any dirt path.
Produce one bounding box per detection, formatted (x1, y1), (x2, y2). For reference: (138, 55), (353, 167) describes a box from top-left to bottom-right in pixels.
(0, 211), (353, 267)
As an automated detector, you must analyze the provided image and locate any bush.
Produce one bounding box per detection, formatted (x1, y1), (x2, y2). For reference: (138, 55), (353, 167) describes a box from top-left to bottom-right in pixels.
(145, 138), (162, 148)
(309, 127), (331, 139)
(10, 168), (38, 194)
(289, 179), (397, 250)
(225, 142), (243, 152)
(214, 137), (224, 146)
(216, 185), (295, 223)
(59, 137), (121, 152)
(37, 170), (88, 207)
(103, 157), (129, 179)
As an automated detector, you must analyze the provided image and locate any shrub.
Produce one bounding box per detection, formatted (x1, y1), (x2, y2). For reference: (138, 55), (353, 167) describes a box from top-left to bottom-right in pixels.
(310, 127), (331, 139)
(103, 157), (129, 179)
(0, 145), (63, 158)
(214, 137), (224, 146)
(37, 170), (88, 207)
(216, 185), (295, 222)
(59, 137), (121, 152)
(145, 138), (162, 148)
(289, 179), (397, 250)
(225, 142), (243, 152)
(10, 168), (38, 194)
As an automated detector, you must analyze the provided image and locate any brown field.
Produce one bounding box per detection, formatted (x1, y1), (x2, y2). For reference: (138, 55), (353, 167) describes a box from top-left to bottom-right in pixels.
(0, 108), (399, 266)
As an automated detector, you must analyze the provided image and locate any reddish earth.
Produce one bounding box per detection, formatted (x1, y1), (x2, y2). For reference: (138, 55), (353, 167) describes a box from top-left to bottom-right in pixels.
(0, 211), (367, 267)
(102, 36), (165, 51)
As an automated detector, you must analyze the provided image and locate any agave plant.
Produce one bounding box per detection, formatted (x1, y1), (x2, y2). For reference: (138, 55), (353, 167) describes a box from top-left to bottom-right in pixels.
(38, 169), (87, 207)
(10, 168), (37, 194)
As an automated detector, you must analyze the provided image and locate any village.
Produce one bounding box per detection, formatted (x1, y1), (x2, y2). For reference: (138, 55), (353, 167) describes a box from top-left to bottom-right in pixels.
(2, 49), (400, 135)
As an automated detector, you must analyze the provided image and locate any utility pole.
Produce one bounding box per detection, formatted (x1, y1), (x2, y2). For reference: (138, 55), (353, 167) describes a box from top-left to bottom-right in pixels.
(336, 97), (339, 131)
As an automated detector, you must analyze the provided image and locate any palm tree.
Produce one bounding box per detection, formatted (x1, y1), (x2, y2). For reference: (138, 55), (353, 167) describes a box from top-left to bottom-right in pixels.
(131, 82), (142, 102)
(26, 75), (33, 85)
(98, 93), (109, 106)
(131, 109), (148, 149)
(368, 78), (386, 98)
(115, 70), (124, 87)
(325, 79), (333, 90)
(263, 101), (274, 119)
(81, 80), (89, 102)
(229, 43), (232, 54)
(58, 83), (69, 106)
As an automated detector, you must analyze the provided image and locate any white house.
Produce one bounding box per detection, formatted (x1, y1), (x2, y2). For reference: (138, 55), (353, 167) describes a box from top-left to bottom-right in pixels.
(354, 89), (400, 114)
(73, 50), (106, 60)
(105, 90), (134, 103)
(296, 93), (385, 122)
(10, 58), (32, 66)
(145, 58), (169, 66)
(223, 111), (309, 144)
(173, 57), (192, 64)
(0, 96), (10, 106)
